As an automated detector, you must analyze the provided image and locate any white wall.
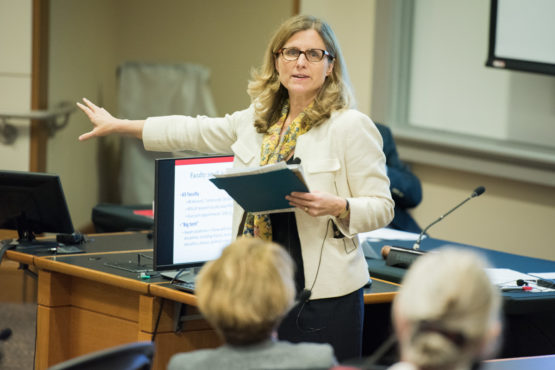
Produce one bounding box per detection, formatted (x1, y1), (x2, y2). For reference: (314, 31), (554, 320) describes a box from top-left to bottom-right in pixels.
(0, 0), (31, 170)
(302, 0), (555, 261)
(409, 0), (555, 148)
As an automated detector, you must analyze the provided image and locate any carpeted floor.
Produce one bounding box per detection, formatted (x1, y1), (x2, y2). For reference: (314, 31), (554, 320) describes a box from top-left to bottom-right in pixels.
(0, 303), (36, 370)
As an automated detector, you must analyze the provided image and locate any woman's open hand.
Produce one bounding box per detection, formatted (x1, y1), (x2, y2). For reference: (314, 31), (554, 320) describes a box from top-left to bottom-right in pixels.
(77, 98), (145, 141)
(76, 98), (121, 141)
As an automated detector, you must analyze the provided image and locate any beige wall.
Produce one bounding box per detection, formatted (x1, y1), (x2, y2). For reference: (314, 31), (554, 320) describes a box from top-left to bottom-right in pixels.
(301, 0), (554, 261)
(0, 0), (32, 170)
(48, 0), (119, 231)
(410, 164), (555, 261)
(48, 0), (294, 229)
(113, 0), (295, 116)
(300, 0), (375, 116)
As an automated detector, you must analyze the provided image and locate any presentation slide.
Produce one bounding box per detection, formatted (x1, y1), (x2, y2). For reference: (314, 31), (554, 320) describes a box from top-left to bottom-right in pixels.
(172, 157), (234, 264)
(495, 0), (555, 64)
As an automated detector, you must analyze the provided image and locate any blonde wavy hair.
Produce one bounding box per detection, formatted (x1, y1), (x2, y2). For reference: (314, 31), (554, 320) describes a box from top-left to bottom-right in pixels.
(247, 14), (355, 133)
(393, 248), (502, 370)
(196, 237), (296, 345)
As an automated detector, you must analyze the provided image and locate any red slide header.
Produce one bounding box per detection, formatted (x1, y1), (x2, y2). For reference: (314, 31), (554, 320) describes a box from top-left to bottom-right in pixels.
(175, 156), (234, 166)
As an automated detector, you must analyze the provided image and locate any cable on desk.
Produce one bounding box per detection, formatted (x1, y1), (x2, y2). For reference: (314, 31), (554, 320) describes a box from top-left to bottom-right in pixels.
(152, 268), (189, 342)
(151, 268), (188, 342)
(170, 268), (188, 285)
(151, 299), (165, 343)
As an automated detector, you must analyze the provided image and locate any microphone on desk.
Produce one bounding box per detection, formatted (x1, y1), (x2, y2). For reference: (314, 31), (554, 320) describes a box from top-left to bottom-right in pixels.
(381, 245), (426, 268)
(413, 186), (486, 250)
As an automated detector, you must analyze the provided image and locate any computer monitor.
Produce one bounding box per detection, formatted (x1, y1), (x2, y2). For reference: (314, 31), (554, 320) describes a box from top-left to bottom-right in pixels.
(0, 170), (74, 247)
(153, 155), (235, 271)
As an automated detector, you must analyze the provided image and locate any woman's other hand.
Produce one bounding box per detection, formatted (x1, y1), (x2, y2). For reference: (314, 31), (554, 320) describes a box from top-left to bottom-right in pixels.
(76, 98), (144, 141)
(286, 190), (347, 218)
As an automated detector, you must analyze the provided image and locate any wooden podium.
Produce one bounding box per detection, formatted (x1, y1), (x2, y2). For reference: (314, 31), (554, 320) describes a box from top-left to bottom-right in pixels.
(5, 232), (398, 369)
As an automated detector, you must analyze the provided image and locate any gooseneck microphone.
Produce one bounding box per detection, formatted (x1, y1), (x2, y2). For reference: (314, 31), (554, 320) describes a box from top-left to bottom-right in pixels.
(413, 186), (486, 250)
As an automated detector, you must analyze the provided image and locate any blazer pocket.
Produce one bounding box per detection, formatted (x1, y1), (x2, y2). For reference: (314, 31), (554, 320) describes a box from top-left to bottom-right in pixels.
(342, 237), (358, 254)
(327, 237), (358, 255)
(305, 159), (340, 192)
(306, 159), (340, 174)
(231, 140), (256, 165)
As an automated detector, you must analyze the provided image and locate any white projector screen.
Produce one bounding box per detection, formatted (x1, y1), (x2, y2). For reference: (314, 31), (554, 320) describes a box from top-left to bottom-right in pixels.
(486, 0), (555, 75)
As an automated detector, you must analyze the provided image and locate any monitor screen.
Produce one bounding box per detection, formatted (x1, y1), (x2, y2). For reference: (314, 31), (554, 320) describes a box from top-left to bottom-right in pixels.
(154, 155), (235, 271)
(486, 0), (555, 75)
(0, 170), (74, 243)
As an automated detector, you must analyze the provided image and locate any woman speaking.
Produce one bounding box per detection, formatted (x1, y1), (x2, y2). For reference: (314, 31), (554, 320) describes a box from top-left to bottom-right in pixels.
(77, 15), (394, 361)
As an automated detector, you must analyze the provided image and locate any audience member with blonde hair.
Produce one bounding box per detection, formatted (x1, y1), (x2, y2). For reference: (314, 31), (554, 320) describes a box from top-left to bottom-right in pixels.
(167, 237), (337, 370)
(389, 248), (502, 370)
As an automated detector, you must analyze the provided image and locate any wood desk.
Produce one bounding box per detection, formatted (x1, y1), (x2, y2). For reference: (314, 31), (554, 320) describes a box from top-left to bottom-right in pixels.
(482, 354), (555, 369)
(5, 232), (398, 369)
(362, 235), (555, 358)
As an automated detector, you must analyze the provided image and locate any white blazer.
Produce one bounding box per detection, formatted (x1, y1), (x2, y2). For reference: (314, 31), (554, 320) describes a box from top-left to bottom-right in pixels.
(143, 106), (394, 299)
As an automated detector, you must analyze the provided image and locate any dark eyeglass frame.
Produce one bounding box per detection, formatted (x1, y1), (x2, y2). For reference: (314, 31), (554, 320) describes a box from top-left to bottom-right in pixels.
(275, 47), (334, 62)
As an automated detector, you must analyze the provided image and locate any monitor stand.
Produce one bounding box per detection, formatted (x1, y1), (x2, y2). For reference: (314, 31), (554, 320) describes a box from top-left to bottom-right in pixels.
(15, 239), (58, 251)
(160, 267), (200, 283)
(4, 219), (85, 254)
(14, 228), (58, 252)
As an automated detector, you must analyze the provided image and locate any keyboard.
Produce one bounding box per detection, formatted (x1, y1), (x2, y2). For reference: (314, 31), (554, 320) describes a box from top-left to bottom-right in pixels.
(172, 281), (195, 293)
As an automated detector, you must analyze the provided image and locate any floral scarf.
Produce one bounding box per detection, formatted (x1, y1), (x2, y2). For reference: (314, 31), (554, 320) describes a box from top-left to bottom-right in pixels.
(242, 101), (314, 240)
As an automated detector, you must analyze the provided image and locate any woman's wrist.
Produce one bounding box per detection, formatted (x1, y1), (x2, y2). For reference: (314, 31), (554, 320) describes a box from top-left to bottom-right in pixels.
(336, 198), (350, 219)
(119, 119), (145, 139)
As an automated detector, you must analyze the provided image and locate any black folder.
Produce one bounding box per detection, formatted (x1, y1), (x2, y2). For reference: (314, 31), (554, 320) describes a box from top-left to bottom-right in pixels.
(209, 164), (309, 214)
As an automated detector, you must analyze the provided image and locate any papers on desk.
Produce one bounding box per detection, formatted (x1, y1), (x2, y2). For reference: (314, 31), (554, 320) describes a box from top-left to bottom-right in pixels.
(357, 228), (423, 242)
(485, 268), (555, 292)
(528, 272), (555, 289)
(485, 268), (533, 286)
(529, 272), (555, 280)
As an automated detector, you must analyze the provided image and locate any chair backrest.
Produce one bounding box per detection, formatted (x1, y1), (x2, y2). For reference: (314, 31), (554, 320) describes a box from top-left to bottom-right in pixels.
(117, 61), (217, 204)
(47, 341), (154, 370)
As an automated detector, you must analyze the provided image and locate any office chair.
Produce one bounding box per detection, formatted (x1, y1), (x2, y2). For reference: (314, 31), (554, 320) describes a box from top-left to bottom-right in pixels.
(47, 341), (154, 370)
(0, 328), (12, 364)
(117, 61), (217, 205)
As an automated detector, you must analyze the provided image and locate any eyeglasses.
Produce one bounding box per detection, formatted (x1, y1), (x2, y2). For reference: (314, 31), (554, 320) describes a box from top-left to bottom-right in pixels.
(276, 48), (333, 62)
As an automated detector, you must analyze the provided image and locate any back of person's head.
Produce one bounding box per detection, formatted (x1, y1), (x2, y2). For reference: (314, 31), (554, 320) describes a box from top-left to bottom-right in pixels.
(196, 237), (296, 345)
(248, 14), (355, 133)
(392, 247), (502, 370)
